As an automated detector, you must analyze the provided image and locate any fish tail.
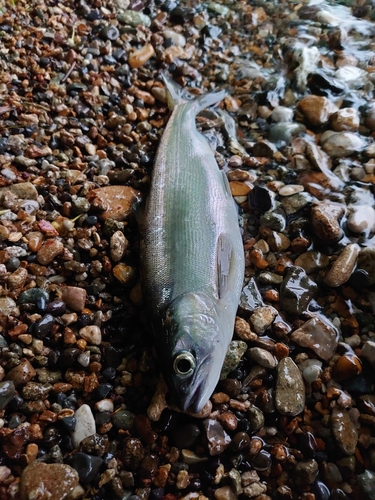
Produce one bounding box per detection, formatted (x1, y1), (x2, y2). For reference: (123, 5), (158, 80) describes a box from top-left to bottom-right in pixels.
(161, 72), (227, 112)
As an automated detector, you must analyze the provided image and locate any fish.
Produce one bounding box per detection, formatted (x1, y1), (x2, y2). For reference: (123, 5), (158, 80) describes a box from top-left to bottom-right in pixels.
(140, 75), (245, 413)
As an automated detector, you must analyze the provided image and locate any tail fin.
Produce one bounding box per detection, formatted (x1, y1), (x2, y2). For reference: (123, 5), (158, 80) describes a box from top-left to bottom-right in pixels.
(161, 72), (227, 113)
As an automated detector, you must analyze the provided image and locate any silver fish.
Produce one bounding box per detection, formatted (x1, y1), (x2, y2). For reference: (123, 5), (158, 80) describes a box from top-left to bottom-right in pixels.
(141, 76), (244, 413)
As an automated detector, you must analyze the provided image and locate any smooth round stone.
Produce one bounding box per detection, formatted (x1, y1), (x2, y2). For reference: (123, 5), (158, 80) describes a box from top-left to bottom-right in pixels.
(214, 485), (237, 500)
(46, 300), (67, 316)
(100, 24), (120, 40)
(6, 257), (20, 272)
(60, 416), (77, 432)
(280, 267), (318, 316)
(230, 432), (251, 452)
(325, 243), (360, 287)
(8, 415), (21, 429)
(334, 65), (367, 88)
(250, 306), (278, 335)
(294, 251), (329, 275)
(35, 314), (55, 339)
(251, 449), (271, 471)
(271, 106), (294, 122)
(20, 462), (79, 500)
(112, 409), (135, 430)
(247, 406), (264, 431)
(70, 452), (103, 483)
(278, 184), (304, 197)
(358, 470), (375, 500)
(297, 95), (337, 126)
(72, 404), (96, 448)
(331, 406), (358, 455)
(0, 381), (15, 410)
(172, 423), (200, 448)
(331, 107), (359, 132)
(347, 206), (375, 234)
(320, 131), (366, 157)
(291, 315), (339, 361)
(275, 357), (305, 416)
(79, 325), (101, 346)
(300, 359), (323, 382)
(357, 248), (375, 285)
(294, 460), (318, 486)
(247, 348), (277, 370)
(77, 351), (90, 368)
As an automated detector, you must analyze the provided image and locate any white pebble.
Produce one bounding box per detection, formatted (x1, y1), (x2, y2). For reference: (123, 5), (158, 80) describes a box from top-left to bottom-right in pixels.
(95, 399), (114, 413)
(72, 404), (96, 447)
(77, 351), (91, 367)
(300, 359), (323, 383)
(79, 325), (102, 345)
(278, 184), (304, 196)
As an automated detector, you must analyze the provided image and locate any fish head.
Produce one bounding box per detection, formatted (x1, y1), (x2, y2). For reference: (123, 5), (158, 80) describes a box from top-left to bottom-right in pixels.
(158, 291), (224, 413)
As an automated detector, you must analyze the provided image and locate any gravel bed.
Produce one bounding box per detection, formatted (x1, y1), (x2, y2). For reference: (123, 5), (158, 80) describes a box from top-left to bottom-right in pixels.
(0, 0), (375, 499)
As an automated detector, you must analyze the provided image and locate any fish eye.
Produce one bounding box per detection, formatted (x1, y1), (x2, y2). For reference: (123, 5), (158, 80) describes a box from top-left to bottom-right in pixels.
(173, 351), (196, 377)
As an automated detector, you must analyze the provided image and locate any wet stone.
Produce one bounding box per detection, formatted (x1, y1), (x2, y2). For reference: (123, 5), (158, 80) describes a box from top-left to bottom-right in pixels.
(294, 251), (329, 274)
(250, 306), (278, 334)
(35, 314), (55, 339)
(357, 470), (375, 500)
(87, 186), (141, 221)
(0, 381), (15, 410)
(311, 200), (344, 242)
(247, 347), (277, 370)
(247, 406), (265, 431)
(331, 108), (360, 132)
(347, 206), (375, 234)
(279, 266), (318, 315)
(240, 278), (264, 313)
(297, 95), (337, 126)
(80, 434), (109, 456)
(331, 406), (358, 455)
(275, 357), (305, 416)
(214, 486), (237, 500)
(112, 409), (135, 430)
(70, 452), (103, 483)
(72, 404), (96, 448)
(18, 289), (49, 305)
(0, 297), (18, 316)
(203, 418), (231, 456)
(37, 239), (64, 265)
(79, 325), (101, 346)
(20, 462), (79, 500)
(325, 244), (360, 288)
(61, 286), (87, 312)
(281, 192), (312, 215)
(321, 131), (366, 157)
(172, 423), (200, 448)
(357, 248), (375, 285)
(294, 459), (319, 486)
(7, 359), (36, 387)
(21, 382), (51, 400)
(220, 341), (247, 379)
(291, 314), (339, 361)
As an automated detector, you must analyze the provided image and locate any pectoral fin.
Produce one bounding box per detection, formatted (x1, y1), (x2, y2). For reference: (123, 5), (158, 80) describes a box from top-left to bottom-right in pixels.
(217, 233), (233, 299)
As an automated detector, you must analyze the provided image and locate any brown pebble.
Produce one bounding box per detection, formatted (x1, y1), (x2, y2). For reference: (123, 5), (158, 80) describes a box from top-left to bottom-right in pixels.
(7, 359), (36, 387)
(61, 286), (87, 312)
(332, 353), (362, 382)
(87, 186), (141, 221)
(325, 244), (360, 288)
(311, 201), (345, 242)
(36, 239), (64, 265)
(129, 43), (155, 69)
(19, 461), (79, 500)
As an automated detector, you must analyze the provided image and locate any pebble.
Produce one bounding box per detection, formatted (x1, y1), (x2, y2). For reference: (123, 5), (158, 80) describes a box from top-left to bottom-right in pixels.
(311, 200), (345, 242)
(61, 286), (87, 312)
(79, 325), (102, 345)
(294, 460), (319, 486)
(20, 462), (79, 500)
(118, 10), (151, 27)
(247, 348), (277, 369)
(234, 317), (256, 341)
(0, 297), (18, 316)
(325, 244), (360, 287)
(203, 419), (231, 456)
(278, 184), (304, 196)
(297, 95), (337, 126)
(347, 206), (375, 234)
(113, 264), (137, 285)
(214, 486), (237, 500)
(321, 131), (366, 157)
(220, 341), (247, 379)
(70, 452), (103, 483)
(110, 231), (128, 262)
(331, 407), (358, 455)
(275, 357), (305, 416)
(330, 108), (360, 132)
(37, 239), (64, 265)
(72, 404), (96, 448)
(291, 314), (339, 361)
(357, 248), (375, 285)
(357, 470), (375, 500)
(0, 182), (38, 200)
(294, 251), (329, 274)
(0, 381), (15, 410)
(250, 306), (278, 334)
(247, 406), (265, 431)
(87, 186), (141, 221)
(129, 43), (155, 69)
(299, 359), (323, 383)
(112, 409), (135, 430)
(362, 341), (375, 368)
(280, 267), (318, 315)
(267, 232), (290, 252)
(6, 359), (36, 387)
